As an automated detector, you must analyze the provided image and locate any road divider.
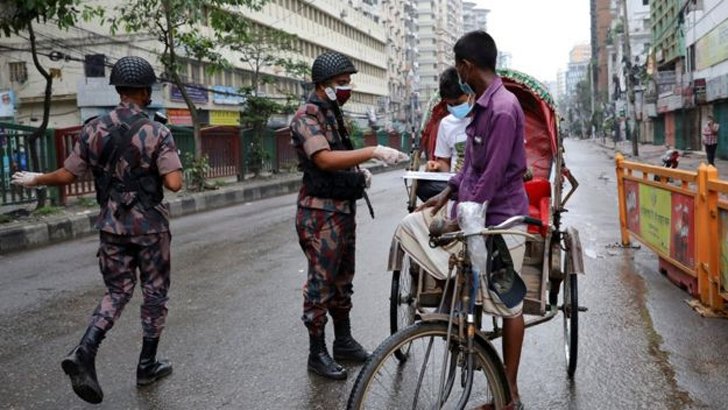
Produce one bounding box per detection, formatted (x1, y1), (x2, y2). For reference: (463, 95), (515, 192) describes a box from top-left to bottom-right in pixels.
(615, 153), (728, 315)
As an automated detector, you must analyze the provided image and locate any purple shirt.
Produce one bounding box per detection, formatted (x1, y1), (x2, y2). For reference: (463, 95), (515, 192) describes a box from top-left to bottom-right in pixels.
(448, 76), (529, 226)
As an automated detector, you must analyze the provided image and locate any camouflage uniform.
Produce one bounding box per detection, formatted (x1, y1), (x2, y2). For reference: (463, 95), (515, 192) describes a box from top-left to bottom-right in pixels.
(64, 100), (182, 339)
(291, 93), (357, 336)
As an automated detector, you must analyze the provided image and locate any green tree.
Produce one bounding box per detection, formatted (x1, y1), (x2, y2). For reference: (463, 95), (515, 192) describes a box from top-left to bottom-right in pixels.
(221, 24), (307, 175)
(109, 0), (268, 160)
(0, 1), (102, 207)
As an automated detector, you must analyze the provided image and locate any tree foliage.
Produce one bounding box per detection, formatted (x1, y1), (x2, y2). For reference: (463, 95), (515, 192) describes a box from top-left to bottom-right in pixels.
(224, 24), (309, 175)
(0, 0), (102, 207)
(108, 0), (269, 161)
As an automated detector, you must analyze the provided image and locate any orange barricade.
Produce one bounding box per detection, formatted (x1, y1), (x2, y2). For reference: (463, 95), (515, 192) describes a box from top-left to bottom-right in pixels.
(615, 153), (727, 313)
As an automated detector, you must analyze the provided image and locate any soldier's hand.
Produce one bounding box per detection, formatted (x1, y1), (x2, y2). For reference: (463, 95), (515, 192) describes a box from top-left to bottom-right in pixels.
(11, 171), (43, 188)
(373, 145), (409, 166)
(360, 168), (373, 189)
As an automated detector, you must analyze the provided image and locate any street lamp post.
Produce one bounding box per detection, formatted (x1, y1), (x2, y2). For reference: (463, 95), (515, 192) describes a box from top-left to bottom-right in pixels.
(634, 85), (644, 146)
(620, 0), (639, 157)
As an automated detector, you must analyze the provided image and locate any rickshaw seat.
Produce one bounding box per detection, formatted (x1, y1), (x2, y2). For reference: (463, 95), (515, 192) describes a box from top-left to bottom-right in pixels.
(524, 178), (551, 236)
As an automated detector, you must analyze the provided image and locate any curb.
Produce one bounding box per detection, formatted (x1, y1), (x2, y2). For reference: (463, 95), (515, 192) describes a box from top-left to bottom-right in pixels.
(0, 163), (407, 254)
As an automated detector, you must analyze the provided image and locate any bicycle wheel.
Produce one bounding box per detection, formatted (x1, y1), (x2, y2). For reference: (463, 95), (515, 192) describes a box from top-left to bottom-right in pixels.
(563, 272), (578, 378)
(348, 321), (511, 410)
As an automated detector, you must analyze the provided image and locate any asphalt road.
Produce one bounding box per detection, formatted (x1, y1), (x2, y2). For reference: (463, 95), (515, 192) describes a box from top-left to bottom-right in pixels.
(1, 139), (727, 409)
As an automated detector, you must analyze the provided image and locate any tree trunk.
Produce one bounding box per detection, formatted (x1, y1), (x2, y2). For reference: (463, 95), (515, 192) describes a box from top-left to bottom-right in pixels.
(163, 0), (202, 161)
(28, 22), (50, 208)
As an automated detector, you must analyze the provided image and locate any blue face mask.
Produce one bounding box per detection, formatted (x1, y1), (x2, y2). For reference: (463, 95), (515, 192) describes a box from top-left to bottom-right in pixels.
(459, 81), (475, 96)
(447, 101), (473, 119)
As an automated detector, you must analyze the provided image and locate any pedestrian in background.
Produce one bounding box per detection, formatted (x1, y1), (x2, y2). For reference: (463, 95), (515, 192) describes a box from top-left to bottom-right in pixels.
(290, 51), (409, 380)
(12, 56), (183, 404)
(703, 115), (720, 166)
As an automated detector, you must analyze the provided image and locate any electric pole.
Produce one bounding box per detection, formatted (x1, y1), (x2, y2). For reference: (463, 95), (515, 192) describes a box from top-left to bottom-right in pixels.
(621, 0), (639, 156)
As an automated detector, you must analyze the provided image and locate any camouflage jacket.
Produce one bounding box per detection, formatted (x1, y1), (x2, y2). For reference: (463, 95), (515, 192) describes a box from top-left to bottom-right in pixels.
(64, 100), (183, 237)
(290, 93), (354, 214)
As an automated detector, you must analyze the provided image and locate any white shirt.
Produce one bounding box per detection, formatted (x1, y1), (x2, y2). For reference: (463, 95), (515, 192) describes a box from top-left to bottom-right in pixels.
(434, 114), (471, 172)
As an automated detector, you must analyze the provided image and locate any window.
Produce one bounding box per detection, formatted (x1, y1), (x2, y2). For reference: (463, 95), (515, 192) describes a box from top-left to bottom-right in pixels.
(642, 0), (648, 5)
(190, 62), (200, 83)
(84, 54), (105, 78)
(9, 62), (27, 83)
(224, 70), (233, 86)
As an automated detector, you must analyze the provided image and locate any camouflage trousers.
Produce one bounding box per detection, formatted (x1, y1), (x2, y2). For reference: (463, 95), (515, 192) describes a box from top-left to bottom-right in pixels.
(88, 232), (172, 338)
(296, 207), (356, 336)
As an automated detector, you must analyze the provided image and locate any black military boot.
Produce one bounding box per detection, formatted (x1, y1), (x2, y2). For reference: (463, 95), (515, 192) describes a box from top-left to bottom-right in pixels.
(136, 337), (173, 386)
(333, 318), (370, 363)
(61, 326), (105, 404)
(308, 332), (347, 380)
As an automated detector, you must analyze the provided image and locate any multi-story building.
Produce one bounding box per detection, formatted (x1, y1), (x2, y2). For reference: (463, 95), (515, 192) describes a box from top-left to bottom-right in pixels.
(562, 44), (592, 137)
(497, 51), (512, 70)
(676, 0), (728, 157)
(649, 0), (692, 148)
(378, 0), (419, 131)
(605, 0), (651, 141)
(557, 69), (568, 103)
(570, 44), (593, 64)
(0, 0), (388, 128)
(463, 1), (490, 33)
(415, 0), (463, 104)
(592, 0), (613, 97)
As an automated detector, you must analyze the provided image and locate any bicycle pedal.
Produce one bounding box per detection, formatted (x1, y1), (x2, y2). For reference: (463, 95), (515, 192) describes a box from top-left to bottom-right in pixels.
(578, 306), (588, 312)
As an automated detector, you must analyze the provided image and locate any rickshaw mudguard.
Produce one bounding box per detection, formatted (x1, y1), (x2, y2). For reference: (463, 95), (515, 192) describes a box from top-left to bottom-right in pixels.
(564, 227), (585, 275)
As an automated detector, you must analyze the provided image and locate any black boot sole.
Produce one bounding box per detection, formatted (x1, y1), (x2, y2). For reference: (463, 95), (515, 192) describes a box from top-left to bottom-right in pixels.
(307, 363), (348, 380)
(137, 367), (173, 386)
(61, 357), (103, 404)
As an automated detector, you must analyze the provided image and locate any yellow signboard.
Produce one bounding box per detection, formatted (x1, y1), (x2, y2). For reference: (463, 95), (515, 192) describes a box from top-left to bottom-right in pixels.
(210, 110), (240, 126)
(639, 185), (671, 255)
(696, 17), (728, 70)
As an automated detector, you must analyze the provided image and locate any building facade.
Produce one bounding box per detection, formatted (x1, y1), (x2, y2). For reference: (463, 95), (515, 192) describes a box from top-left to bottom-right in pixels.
(463, 1), (490, 34)
(592, 0), (614, 97)
(643, 0), (728, 152)
(378, 0), (420, 131)
(0, 0), (388, 129)
(415, 0), (463, 104)
(605, 0), (652, 143)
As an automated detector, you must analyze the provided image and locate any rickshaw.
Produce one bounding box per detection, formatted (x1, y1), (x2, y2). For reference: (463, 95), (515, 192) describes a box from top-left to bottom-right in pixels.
(347, 69), (584, 409)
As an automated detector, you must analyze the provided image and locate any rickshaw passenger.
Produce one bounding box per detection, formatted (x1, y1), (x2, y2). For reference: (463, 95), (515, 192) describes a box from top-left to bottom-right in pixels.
(415, 30), (529, 409)
(415, 67), (473, 202)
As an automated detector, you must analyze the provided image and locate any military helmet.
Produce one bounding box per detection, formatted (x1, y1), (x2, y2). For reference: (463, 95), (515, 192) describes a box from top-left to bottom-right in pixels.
(109, 56), (156, 88)
(311, 51), (358, 84)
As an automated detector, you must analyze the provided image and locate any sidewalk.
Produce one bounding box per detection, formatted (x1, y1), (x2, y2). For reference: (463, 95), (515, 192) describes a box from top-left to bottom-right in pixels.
(586, 137), (728, 176)
(0, 162), (406, 254)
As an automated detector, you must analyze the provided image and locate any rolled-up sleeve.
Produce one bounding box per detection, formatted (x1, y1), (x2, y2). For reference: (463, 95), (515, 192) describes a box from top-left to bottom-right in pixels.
(156, 128), (183, 175)
(63, 127), (91, 177)
(291, 114), (330, 159)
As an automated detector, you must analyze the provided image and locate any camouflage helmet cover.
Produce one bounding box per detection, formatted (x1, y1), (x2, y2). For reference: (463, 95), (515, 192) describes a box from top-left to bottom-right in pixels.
(109, 56), (157, 88)
(311, 51), (358, 84)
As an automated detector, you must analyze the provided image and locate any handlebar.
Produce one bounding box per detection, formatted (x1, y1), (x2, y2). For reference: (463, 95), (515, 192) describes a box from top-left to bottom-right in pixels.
(428, 215), (542, 248)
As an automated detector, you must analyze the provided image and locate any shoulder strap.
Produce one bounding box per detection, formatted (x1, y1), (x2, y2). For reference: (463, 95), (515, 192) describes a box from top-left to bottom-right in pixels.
(97, 113), (149, 171)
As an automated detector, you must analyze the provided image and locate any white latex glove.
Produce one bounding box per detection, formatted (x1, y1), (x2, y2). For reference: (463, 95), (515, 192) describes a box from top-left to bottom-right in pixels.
(360, 168), (372, 189)
(372, 145), (410, 166)
(11, 171), (43, 188)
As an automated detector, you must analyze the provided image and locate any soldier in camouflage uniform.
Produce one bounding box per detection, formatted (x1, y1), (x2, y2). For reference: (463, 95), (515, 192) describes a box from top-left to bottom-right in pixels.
(290, 51), (408, 380)
(12, 56), (183, 404)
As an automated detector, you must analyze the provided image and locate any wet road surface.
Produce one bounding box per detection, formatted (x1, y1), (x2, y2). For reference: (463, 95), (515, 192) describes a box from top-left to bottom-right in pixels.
(1, 139), (727, 409)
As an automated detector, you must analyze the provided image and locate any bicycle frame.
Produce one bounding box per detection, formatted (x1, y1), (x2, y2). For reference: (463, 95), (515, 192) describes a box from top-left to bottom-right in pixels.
(424, 224), (538, 407)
